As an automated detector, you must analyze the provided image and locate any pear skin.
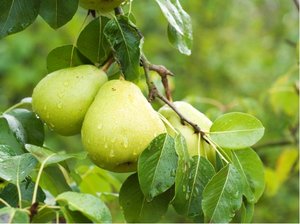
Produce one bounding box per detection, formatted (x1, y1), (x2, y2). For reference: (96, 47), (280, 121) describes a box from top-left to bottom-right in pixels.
(81, 80), (166, 172)
(32, 65), (107, 136)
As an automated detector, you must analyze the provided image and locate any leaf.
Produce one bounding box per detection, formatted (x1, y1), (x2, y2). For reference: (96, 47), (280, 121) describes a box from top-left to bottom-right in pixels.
(0, 207), (29, 223)
(264, 168), (280, 196)
(39, 0), (78, 29)
(0, 145), (18, 162)
(77, 16), (111, 65)
(156, 0), (193, 55)
(31, 206), (56, 223)
(0, 153), (37, 184)
(77, 165), (121, 199)
(269, 67), (299, 117)
(47, 45), (91, 73)
(25, 144), (87, 166)
(172, 134), (191, 199)
(104, 15), (142, 81)
(56, 191), (112, 223)
(202, 164), (243, 223)
(119, 173), (172, 223)
(240, 200), (254, 223)
(209, 112), (265, 149)
(0, 117), (25, 155)
(0, 0), (40, 39)
(0, 180), (45, 208)
(38, 166), (71, 197)
(172, 156), (215, 218)
(7, 109), (44, 146)
(60, 206), (91, 223)
(138, 133), (177, 200)
(232, 148), (265, 202)
(275, 148), (298, 184)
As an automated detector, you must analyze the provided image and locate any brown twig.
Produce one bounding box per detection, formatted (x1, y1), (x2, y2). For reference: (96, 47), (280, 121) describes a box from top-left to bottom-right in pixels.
(114, 6), (124, 15)
(88, 10), (96, 18)
(254, 140), (295, 150)
(102, 57), (114, 72)
(148, 64), (174, 101)
(141, 55), (204, 135)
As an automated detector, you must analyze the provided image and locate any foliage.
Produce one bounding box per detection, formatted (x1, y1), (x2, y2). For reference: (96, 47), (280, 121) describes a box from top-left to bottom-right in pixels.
(0, 0), (298, 223)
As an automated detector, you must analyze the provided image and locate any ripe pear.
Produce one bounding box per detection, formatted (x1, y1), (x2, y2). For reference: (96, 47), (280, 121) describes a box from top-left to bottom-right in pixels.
(81, 80), (166, 172)
(79, 0), (126, 12)
(159, 101), (216, 165)
(32, 65), (107, 136)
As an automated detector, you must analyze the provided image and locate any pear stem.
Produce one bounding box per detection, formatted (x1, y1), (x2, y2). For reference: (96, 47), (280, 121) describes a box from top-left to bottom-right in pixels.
(141, 55), (205, 135)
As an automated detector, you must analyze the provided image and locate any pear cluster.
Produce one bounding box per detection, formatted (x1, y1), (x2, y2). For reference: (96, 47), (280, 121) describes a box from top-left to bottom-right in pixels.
(32, 65), (215, 172)
(32, 65), (165, 172)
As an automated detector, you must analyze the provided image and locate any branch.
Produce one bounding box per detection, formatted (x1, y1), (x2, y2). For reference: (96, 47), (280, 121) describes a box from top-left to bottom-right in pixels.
(254, 139), (295, 150)
(102, 57), (114, 72)
(148, 64), (174, 101)
(141, 55), (204, 135)
(293, 0), (299, 11)
(114, 6), (124, 15)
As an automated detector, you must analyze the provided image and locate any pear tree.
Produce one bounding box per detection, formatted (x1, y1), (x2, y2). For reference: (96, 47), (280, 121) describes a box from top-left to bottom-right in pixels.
(0, 1), (268, 223)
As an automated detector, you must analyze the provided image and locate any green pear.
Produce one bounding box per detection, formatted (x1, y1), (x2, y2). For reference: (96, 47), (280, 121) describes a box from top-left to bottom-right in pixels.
(79, 0), (126, 12)
(32, 65), (107, 136)
(159, 101), (216, 164)
(81, 79), (166, 172)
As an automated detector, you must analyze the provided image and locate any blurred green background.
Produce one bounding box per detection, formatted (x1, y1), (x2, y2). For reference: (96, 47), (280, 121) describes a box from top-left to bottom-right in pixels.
(0, 0), (298, 222)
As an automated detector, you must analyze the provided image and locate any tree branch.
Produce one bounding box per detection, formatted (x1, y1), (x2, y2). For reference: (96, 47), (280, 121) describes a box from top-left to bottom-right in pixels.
(148, 64), (174, 101)
(293, 0), (299, 11)
(141, 55), (204, 135)
(254, 139), (295, 150)
(102, 57), (114, 72)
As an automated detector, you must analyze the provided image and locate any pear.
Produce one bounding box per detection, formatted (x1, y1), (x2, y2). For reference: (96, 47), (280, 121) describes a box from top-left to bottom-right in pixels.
(159, 101), (216, 165)
(32, 65), (107, 136)
(81, 80), (166, 172)
(79, 0), (126, 12)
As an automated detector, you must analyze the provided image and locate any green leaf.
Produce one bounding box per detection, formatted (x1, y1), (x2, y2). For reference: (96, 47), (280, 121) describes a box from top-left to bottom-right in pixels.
(269, 67), (298, 117)
(0, 153), (37, 184)
(264, 168), (280, 196)
(25, 144), (87, 166)
(37, 166), (71, 197)
(0, 145), (18, 161)
(39, 0), (78, 29)
(104, 15), (142, 81)
(7, 109), (44, 146)
(172, 134), (191, 200)
(77, 165), (121, 199)
(56, 191), (112, 223)
(119, 173), (172, 223)
(47, 45), (91, 73)
(60, 206), (91, 223)
(0, 0), (40, 39)
(240, 200), (254, 223)
(209, 112), (265, 149)
(0, 207), (29, 223)
(156, 0), (193, 55)
(77, 16), (111, 65)
(31, 205), (56, 223)
(0, 117), (25, 154)
(172, 156), (215, 218)
(138, 133), (177, 200)
(232, 148), (265, 202)
(0, 180), (45, 208)
(202, 164), (243, 223)
(275, 148), (298, 184)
